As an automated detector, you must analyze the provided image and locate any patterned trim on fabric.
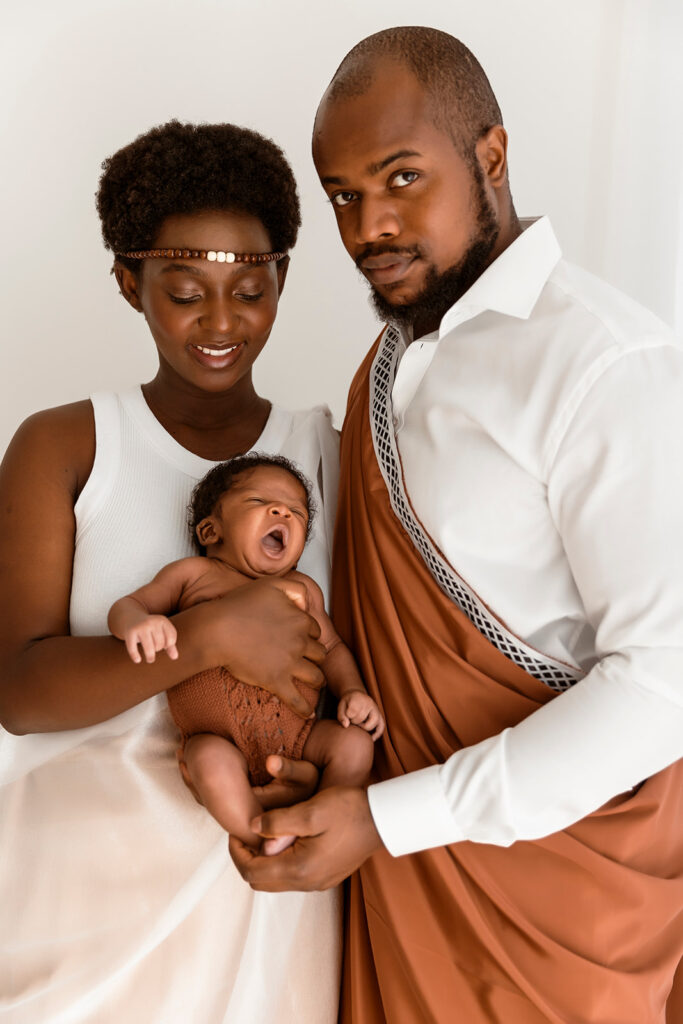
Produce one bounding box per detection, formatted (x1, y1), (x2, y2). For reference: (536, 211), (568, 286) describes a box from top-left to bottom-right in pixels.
(369, 325), (581, 693)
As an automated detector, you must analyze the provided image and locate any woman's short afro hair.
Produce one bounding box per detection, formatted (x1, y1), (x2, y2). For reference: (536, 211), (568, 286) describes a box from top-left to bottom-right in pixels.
(97, 120), (301, 272)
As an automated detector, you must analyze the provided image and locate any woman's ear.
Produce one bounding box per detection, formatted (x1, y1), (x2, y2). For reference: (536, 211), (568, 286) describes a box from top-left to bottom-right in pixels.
(196, 516), (221, 549)
(276, 255), (290, 296)
(114, 261), (145, 313)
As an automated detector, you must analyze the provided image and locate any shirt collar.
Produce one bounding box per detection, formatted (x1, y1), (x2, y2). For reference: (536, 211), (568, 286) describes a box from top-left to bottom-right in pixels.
(437, 216), (562, 339)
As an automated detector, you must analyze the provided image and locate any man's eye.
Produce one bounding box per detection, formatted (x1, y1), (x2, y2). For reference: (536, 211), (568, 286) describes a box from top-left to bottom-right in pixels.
(331, 191), (356, 208)
(236, 292), (264, 303)
(390, 170), (419, 188)
(169, 294), (200, 304)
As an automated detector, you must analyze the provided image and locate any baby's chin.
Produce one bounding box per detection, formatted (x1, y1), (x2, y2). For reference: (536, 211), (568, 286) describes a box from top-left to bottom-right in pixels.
(244, 555), (300, 578)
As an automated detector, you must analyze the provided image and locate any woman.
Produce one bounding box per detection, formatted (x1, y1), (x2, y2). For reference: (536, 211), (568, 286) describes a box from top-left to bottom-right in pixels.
(0, 121), (341, 1023)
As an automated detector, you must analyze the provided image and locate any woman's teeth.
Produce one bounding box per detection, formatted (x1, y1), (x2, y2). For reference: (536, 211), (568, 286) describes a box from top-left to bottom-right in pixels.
(195, 343), (238, 356)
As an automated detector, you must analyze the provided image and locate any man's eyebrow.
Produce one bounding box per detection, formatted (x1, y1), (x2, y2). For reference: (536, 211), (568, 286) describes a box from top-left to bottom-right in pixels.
(321, 149), (423, 186)
(367, 149), (422, 176)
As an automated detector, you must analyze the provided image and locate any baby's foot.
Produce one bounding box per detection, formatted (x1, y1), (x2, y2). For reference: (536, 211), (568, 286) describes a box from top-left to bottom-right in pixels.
(262, 834), (296, 856)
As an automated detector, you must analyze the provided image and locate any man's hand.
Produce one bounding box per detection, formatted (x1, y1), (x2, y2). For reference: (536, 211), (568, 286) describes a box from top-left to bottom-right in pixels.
(229, 786), (383, 891)
(198, 578), (326, 718)
(252, 754), (319, 811)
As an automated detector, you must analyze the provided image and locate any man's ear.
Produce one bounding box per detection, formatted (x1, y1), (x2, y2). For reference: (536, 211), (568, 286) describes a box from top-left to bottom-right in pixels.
(114, 261), (145, 312)
(475, 125), (509, 191)
(276, 255), (290, 297)
(196, 516), (221, 548)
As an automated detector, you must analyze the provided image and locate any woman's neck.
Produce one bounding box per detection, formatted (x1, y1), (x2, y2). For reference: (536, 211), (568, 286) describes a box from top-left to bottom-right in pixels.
(142, 373), (271, 461)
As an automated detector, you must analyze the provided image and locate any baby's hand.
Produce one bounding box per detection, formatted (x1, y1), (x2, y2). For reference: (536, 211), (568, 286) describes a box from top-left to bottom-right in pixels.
(337, 690), (385, 740)
(124, 615), (178, 664)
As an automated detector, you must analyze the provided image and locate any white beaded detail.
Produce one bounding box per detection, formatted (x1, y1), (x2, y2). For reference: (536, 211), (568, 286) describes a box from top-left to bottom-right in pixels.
(207, 251), (217, 261)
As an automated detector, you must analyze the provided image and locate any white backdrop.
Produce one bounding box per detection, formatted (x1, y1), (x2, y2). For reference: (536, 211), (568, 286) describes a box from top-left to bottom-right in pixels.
(1, 0), (681, 453)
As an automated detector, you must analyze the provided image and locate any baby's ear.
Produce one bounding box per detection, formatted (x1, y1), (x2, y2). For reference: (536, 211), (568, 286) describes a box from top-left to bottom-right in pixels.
(196, 516), (221, 548)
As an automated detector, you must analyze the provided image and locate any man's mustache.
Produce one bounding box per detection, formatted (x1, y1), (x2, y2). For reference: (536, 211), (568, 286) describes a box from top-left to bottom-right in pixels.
(355, 244), (424, 269)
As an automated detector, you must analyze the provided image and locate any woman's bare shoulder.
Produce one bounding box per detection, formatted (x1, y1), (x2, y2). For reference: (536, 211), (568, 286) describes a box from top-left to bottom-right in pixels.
(2, 400), (95, 499)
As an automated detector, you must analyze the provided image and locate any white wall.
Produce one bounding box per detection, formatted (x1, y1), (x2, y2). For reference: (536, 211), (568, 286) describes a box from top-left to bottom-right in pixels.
(1, 0), (680, 453)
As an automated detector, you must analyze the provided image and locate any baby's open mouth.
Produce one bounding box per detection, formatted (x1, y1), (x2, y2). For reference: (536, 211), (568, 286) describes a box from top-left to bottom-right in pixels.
(261, 524), (288, 555)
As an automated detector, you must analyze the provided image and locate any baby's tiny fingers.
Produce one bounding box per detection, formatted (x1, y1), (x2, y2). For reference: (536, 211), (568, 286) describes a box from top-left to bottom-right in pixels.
(166, 643), (179, 660)
(126, 636), (142, 664)
(141, 635), (158, 663)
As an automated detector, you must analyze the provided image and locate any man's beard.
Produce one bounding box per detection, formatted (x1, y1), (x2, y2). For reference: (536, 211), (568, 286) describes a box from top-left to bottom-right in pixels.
(366, 165), (499, 332)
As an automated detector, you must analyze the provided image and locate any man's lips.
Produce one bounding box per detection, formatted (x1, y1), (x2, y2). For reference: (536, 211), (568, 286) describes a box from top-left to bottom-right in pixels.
(359, 253), (418, 287)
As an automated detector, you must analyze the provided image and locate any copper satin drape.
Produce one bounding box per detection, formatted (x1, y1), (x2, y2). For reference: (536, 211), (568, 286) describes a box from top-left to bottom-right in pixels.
(332, 340), (683, 1024)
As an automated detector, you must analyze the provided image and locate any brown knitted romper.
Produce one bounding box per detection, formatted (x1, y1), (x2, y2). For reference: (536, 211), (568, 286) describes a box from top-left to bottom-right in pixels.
(167, 667), (319, 786)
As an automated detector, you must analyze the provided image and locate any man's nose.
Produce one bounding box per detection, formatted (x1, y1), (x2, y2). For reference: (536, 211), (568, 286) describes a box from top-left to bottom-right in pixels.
(355, 196), (400, 245)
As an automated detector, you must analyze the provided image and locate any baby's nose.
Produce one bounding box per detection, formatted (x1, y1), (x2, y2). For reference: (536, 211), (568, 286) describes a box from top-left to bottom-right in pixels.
(269, 503), (291, 517)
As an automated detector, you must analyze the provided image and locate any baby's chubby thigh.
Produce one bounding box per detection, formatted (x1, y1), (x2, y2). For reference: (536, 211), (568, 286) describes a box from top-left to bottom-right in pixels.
(184, 733), (247, 791)
(183, 733), (262, 847)
(302, 718), (374, 790)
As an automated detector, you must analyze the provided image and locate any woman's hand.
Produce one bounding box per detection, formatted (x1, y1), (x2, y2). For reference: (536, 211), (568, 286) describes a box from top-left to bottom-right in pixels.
(196, 577), (327, 719)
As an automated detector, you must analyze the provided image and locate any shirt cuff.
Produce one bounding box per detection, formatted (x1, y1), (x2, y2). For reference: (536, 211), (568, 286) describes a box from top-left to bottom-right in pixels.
(367, 764), (461, 857)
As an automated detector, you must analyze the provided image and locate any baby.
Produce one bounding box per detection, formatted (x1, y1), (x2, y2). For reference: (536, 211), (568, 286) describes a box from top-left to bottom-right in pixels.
(108, 453), (384, 853)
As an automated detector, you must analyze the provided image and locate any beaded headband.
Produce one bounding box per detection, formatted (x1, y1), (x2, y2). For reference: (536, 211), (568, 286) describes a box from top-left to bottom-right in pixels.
(119, 248), (287, 264)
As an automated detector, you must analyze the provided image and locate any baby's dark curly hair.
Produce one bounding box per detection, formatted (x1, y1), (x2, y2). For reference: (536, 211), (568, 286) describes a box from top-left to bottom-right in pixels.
(97, 120), (301, 273)
(189, 453), (317, 554)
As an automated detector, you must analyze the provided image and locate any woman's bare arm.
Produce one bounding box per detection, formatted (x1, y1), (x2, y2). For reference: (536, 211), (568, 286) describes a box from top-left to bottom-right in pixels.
(0, 405), (325, 734)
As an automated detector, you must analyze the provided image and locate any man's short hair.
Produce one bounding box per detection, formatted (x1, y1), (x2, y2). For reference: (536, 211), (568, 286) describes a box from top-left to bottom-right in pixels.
(323, 26), (503, 161)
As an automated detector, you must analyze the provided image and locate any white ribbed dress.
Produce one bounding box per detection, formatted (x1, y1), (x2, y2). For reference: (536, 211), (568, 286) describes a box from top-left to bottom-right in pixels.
(0, 387), (341, 1024)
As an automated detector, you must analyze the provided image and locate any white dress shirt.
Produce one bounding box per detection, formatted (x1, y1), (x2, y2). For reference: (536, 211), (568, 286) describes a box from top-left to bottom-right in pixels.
(367, 217), (683, 855)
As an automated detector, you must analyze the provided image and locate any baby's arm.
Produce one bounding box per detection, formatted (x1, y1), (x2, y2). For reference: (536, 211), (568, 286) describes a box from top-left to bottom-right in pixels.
(295, 573), (385, 741)
(108, 559), (203, 664)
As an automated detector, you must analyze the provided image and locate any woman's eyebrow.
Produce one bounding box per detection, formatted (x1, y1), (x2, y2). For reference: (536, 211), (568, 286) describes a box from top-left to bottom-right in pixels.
(160, 262), (270, 278)
(160, 263), (206, 277)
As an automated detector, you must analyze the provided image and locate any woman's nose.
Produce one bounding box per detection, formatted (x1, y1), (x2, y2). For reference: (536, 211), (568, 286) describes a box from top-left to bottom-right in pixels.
(199, 296), (239, 333)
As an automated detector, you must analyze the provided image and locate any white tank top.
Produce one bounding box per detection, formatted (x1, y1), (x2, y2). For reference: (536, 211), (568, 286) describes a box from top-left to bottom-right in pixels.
(0, 387), (341, 1024)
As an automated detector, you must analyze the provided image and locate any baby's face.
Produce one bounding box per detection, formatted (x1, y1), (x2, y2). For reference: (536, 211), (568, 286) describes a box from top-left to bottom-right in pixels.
(212, 465), (309, 577)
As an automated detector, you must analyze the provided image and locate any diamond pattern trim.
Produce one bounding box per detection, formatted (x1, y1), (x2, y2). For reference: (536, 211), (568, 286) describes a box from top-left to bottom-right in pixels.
(369, 325), (581, 693)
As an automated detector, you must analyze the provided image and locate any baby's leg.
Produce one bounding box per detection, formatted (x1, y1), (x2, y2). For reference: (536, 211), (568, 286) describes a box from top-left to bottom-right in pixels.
(302, 719), (374, 790)
(183, 733), (263, 851)
(260, 722), (375, 856)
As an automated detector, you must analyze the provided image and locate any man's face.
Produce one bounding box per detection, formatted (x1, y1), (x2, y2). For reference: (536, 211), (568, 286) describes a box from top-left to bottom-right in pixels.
(313, 61), (500, 336)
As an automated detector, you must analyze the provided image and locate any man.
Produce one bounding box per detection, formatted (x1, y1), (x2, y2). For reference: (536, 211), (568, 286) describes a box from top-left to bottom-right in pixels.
(232, 27), (683, 1022)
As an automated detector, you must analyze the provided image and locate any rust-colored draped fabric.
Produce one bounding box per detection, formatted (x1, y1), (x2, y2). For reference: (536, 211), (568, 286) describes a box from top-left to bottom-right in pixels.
(332, 339), (683, 1024)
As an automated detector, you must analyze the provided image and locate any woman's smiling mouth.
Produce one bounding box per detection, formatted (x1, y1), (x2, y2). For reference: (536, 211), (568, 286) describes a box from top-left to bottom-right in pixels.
(190, 342), (244, 368)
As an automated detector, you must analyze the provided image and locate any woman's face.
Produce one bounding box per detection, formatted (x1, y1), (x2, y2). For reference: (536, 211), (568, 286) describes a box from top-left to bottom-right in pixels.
(119, 210), (286, 394)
